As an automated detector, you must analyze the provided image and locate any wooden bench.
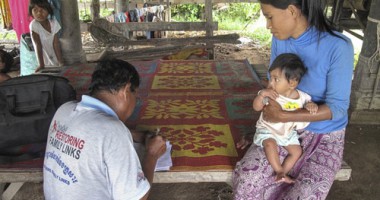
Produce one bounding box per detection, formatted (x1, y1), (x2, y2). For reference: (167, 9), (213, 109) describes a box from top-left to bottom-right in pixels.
(0, 161), (351, 200)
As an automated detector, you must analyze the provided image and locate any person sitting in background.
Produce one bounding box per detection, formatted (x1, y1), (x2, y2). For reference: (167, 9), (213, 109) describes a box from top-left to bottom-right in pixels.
(0, 73), (10, 83)
(28, 0), (63, 73)
(0, 49), (13, 83)
(43, 59), (167, 200)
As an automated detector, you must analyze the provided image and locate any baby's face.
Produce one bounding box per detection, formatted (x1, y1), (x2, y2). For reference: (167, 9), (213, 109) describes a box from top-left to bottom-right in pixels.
(268, 68), (293, 96)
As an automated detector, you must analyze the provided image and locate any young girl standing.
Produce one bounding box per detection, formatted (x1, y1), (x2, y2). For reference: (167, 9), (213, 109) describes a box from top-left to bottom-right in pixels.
(28, 0), (63, 72)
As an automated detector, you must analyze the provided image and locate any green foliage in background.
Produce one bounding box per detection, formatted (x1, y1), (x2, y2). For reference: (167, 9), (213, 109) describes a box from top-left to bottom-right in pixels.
(170, 3), (270, 46)
(78, 0), (114, 21)
(171, 4), (204, 22)
(100, 8), (114, 17)
(354, 50), (359, 69)
(79, 10), (91, 21)
(214, 3), (260, 29)
(243, 27), (272, 46)
(0, 32), (17, 41)
(78, 8), (113, 21)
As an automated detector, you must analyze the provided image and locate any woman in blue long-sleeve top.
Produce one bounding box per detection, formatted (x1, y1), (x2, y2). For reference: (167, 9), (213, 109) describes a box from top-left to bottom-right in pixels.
(233, 0), (354, 199)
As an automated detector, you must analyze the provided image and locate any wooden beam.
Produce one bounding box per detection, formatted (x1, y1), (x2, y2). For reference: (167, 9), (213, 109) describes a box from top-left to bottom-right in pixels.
(89, 21), (238, 46)
(108, 45), (206, 60)
(170, 0), (258, 3)
(205, 0), (214, 59)
(109, 0), (259, 3)
(93, 19), (218, 32)
(113, 34), (240, 46)
(205, 0), (213, 37)
(0, 161), (351, 184)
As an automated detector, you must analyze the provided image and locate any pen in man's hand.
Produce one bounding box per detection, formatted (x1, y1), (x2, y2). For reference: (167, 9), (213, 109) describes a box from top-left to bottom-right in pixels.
(154, 128), (160, 136)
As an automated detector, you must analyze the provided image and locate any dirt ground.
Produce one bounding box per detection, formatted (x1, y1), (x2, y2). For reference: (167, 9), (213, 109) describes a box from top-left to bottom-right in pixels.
(6, 34), (380, 200)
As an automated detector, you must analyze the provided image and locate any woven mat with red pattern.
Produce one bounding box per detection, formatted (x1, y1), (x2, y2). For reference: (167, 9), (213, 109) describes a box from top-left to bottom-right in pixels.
(1, 59), (261, 171)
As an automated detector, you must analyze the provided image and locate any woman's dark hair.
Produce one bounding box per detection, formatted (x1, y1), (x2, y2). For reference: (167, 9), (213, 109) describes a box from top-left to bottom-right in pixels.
(28, 0), (54, 17)
(259, 0), (344, 40)
(89, 59), (140, 95)
(0, 49), (14, 73)
(269, 53), (307, 82)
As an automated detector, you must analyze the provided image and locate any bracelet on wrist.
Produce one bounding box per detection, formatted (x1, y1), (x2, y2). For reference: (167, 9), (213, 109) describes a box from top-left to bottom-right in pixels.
(257, 90), (263, 96)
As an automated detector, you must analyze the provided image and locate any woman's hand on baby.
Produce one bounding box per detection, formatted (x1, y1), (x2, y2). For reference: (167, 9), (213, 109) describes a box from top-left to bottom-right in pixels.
(305, 102), (318, 114)
(263, 99), (283, 123)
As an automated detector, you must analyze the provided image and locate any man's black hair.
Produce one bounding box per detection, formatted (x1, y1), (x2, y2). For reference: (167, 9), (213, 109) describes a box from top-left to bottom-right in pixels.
(89, 59), (140, 95)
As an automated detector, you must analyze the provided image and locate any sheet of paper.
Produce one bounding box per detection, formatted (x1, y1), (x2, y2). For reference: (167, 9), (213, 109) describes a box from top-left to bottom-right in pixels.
(155, 141), (172, 171)
(133, 140), (172, 171)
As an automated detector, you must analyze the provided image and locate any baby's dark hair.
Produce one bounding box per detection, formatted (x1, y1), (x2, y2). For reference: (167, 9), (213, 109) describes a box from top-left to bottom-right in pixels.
(28, 0), (54, 17)
(0, 49), (14, 73)
(269, 53), (307, 83)
(89, 59), (140, 95)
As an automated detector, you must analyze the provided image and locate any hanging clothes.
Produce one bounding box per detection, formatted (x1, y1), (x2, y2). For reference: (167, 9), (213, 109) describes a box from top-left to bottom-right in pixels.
(0, 0), (12, 29)
(8, 0), (31, 41)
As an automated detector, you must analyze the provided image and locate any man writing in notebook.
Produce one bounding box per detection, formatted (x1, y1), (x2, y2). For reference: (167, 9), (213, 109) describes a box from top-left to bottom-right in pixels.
(43, 59), (166, 200)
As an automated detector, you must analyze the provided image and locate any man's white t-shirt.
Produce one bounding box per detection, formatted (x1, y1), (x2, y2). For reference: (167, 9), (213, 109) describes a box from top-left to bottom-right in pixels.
(43, 95), (150, 200)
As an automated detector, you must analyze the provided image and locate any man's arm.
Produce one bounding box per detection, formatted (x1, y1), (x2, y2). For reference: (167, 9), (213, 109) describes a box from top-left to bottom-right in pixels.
(142, 135), (166, 183)
(130, 129), (146, 143)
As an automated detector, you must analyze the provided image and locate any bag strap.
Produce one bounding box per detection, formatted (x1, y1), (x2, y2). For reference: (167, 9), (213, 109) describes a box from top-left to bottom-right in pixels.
(6, 92), (50, 114)
(5, 95), (15, 113)
(40, 91), (50, 114)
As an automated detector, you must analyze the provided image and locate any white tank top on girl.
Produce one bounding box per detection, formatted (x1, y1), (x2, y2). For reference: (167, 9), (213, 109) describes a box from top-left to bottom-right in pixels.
(29, 17), (61, 66)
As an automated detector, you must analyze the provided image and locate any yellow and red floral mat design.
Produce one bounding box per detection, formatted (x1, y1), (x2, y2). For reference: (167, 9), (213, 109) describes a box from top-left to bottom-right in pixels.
(0, 60), (261, 170)
(127, 59), (261, 171)
(65, 59), (261, 171)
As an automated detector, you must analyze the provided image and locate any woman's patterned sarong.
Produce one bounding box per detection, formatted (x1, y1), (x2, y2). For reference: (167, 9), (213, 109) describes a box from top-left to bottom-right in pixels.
(232, 129), (345, 200)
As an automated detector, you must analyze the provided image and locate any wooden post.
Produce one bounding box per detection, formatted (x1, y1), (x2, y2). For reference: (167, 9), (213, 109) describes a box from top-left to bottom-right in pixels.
(350, 0), (380, 124)
(205, 0), (214, 59)
(331, 0), (345, 31)
(60, 0), (86, 64)
(91, 0), (100, 21)
(165, 0), (171, 38)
